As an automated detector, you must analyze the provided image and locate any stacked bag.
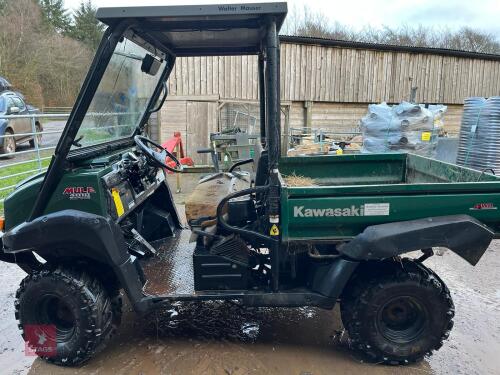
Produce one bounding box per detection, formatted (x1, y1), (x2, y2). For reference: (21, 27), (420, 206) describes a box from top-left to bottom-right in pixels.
(360, 102), (447, 157)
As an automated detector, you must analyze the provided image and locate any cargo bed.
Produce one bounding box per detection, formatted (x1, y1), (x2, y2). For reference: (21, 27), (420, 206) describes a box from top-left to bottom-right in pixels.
(279, 153), (500, 240)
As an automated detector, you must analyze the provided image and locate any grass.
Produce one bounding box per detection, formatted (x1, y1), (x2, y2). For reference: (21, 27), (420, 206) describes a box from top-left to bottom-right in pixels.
(79, 126), (133, 146)
(79, 128), (114, 145)
(0, 153), (52, 213)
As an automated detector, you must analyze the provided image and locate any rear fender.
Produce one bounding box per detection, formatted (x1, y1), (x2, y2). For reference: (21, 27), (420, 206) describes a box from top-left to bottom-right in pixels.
(310, 258), (359, 299)
(338, 215), (494, 266)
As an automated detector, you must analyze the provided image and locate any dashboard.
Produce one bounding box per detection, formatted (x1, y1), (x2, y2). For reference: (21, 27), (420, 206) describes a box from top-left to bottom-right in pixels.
(101, 151), (164, 220)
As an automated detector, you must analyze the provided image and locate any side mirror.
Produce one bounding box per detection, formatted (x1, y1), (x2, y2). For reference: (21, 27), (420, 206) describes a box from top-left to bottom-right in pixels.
(8, 106), (20, 115)
(141, 54), (161, 76)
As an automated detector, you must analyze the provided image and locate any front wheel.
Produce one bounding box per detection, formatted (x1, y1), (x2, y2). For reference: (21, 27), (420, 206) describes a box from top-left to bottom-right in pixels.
(340, 258), (454, 365)
(15, 267), (122, 366)
(1, 128), (16, 155)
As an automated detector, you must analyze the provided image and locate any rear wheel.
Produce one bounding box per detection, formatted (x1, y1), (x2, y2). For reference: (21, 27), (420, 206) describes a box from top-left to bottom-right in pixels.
(1, 128), (16, 155)
(15, 267), (122, 366)
(340, 258), (454, 365)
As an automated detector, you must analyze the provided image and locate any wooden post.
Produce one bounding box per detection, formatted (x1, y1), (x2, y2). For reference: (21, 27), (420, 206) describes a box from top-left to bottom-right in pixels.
(305, 100), (313, 130)
(281, 105), (290, 156)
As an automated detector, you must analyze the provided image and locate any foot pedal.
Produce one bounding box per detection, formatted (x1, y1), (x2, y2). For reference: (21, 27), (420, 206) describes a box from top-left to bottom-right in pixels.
(209, 235), (249, 267)
(129, 229), (157, 257)
(127, 241), (146, 257)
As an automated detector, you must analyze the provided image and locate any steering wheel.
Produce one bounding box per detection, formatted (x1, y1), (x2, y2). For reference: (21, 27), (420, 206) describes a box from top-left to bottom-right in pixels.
(134, 135), (183, 173)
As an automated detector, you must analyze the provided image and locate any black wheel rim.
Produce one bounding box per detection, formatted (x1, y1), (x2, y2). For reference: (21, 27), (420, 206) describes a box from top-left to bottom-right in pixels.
(377, 296), (427, 344)
(36, 295), (76, 342)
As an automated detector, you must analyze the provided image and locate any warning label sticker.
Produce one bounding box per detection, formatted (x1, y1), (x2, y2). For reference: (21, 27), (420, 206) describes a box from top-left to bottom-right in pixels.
(270, 224), (280, 236)
(111, 188), (125, 217)
(364, 203), (390, 216)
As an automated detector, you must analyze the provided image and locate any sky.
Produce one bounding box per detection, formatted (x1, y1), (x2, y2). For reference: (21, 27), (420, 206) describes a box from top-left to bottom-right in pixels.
(63, 0), (500, 37)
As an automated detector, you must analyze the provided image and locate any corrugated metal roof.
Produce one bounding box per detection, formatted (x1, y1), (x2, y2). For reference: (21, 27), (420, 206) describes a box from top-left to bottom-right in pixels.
(280, 35), (500, 61)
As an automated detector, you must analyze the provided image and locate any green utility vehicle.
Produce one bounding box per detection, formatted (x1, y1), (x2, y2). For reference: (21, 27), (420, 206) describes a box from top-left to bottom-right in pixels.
(0, 2), (497, 367)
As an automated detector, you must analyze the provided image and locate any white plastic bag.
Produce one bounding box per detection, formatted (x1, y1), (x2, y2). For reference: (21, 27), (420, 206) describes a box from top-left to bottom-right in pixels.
(360, 102), (446, 156)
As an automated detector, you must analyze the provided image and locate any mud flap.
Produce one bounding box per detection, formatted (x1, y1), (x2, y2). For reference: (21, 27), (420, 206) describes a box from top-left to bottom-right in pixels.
(337, 215), (494, 266)
(0, 238), (41, 273)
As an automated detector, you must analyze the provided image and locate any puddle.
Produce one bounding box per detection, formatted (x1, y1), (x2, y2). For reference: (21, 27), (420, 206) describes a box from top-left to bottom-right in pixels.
(0, 187), (497, 375)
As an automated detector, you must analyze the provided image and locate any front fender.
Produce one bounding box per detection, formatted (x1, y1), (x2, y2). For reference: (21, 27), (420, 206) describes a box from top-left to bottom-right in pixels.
(2, 209), (149, 311)
(338, 215), (494, 266)
(3, 209), (129, 265)
(0, 231), (41, 273)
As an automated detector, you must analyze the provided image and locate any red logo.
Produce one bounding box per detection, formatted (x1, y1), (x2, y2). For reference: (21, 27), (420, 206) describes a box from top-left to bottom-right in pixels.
(63, 186), (95, 200)
(24, 324), (56, 357)
(471, 203), (497, 210)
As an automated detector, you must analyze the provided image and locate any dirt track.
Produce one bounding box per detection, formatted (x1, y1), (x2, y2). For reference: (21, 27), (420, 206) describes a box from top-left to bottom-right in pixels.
(0, 173), (498, 375)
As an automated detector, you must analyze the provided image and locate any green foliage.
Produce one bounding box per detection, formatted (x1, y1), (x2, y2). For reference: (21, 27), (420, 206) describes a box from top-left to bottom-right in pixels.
(0, 0), (93, 107)
(69, 1), (105, 50)
(0, 0), (7, 14)
(0, 0), (104, 107)
(38, 0), (71, 34)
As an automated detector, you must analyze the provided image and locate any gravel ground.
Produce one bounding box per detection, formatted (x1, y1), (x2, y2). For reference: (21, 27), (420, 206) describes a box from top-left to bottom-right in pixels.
(0, 173), (498, 375)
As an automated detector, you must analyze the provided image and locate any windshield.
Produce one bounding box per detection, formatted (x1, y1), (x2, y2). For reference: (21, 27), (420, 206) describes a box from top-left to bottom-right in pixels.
(0, 96), (5, 113)
(72, 38), (165, 149)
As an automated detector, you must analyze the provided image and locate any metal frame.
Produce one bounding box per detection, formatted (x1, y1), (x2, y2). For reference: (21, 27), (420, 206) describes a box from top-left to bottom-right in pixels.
(30, 26), (120, 220)
(0, 113), (67, 200)
(22, 4), (288, 296)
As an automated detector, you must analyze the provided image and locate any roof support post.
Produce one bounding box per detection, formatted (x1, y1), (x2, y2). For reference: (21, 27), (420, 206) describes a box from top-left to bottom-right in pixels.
(265, 18), (281, 291)
(265, 20), (280, 171)
(258, 52), (266, 146)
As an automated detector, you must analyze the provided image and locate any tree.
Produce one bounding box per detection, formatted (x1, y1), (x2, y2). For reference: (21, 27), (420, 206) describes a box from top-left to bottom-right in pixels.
(70, 0), (105, 50)
(281, 5), (500, 55)
(38, 0), (71, 34)
(0, 0), (93, 107)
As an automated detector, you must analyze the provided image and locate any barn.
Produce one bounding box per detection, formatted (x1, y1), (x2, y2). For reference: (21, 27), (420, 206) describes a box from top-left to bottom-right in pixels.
(156, 36), (500, 163)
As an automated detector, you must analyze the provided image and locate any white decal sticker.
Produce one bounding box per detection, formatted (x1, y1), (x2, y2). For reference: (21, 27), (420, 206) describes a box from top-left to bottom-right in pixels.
(293, 203), (390, 218)
(364, 203), (390, 216)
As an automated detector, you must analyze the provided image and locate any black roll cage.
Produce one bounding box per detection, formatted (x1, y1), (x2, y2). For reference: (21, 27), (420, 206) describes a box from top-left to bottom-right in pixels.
(28, 4), (286, 290)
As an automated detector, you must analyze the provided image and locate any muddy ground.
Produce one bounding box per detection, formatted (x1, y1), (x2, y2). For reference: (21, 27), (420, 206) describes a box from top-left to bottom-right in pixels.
(0, 173), (499, 375)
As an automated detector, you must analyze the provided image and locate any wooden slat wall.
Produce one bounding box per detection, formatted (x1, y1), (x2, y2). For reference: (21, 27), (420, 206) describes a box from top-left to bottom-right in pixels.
(167, 42), (500, 104)
(159, 100), (187, 145)
(160, 99), (218, 163)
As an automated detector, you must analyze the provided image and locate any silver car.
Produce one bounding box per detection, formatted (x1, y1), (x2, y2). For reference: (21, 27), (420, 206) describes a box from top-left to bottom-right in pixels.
(0, 91), (42, 155)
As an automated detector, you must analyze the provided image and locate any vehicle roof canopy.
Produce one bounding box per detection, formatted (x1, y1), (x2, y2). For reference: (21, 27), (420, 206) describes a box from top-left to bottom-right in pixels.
(96, 2), (287, 56)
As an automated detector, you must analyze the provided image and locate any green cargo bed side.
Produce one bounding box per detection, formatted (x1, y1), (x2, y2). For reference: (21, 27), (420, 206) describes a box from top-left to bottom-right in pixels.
(279, 153), (500, 241)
